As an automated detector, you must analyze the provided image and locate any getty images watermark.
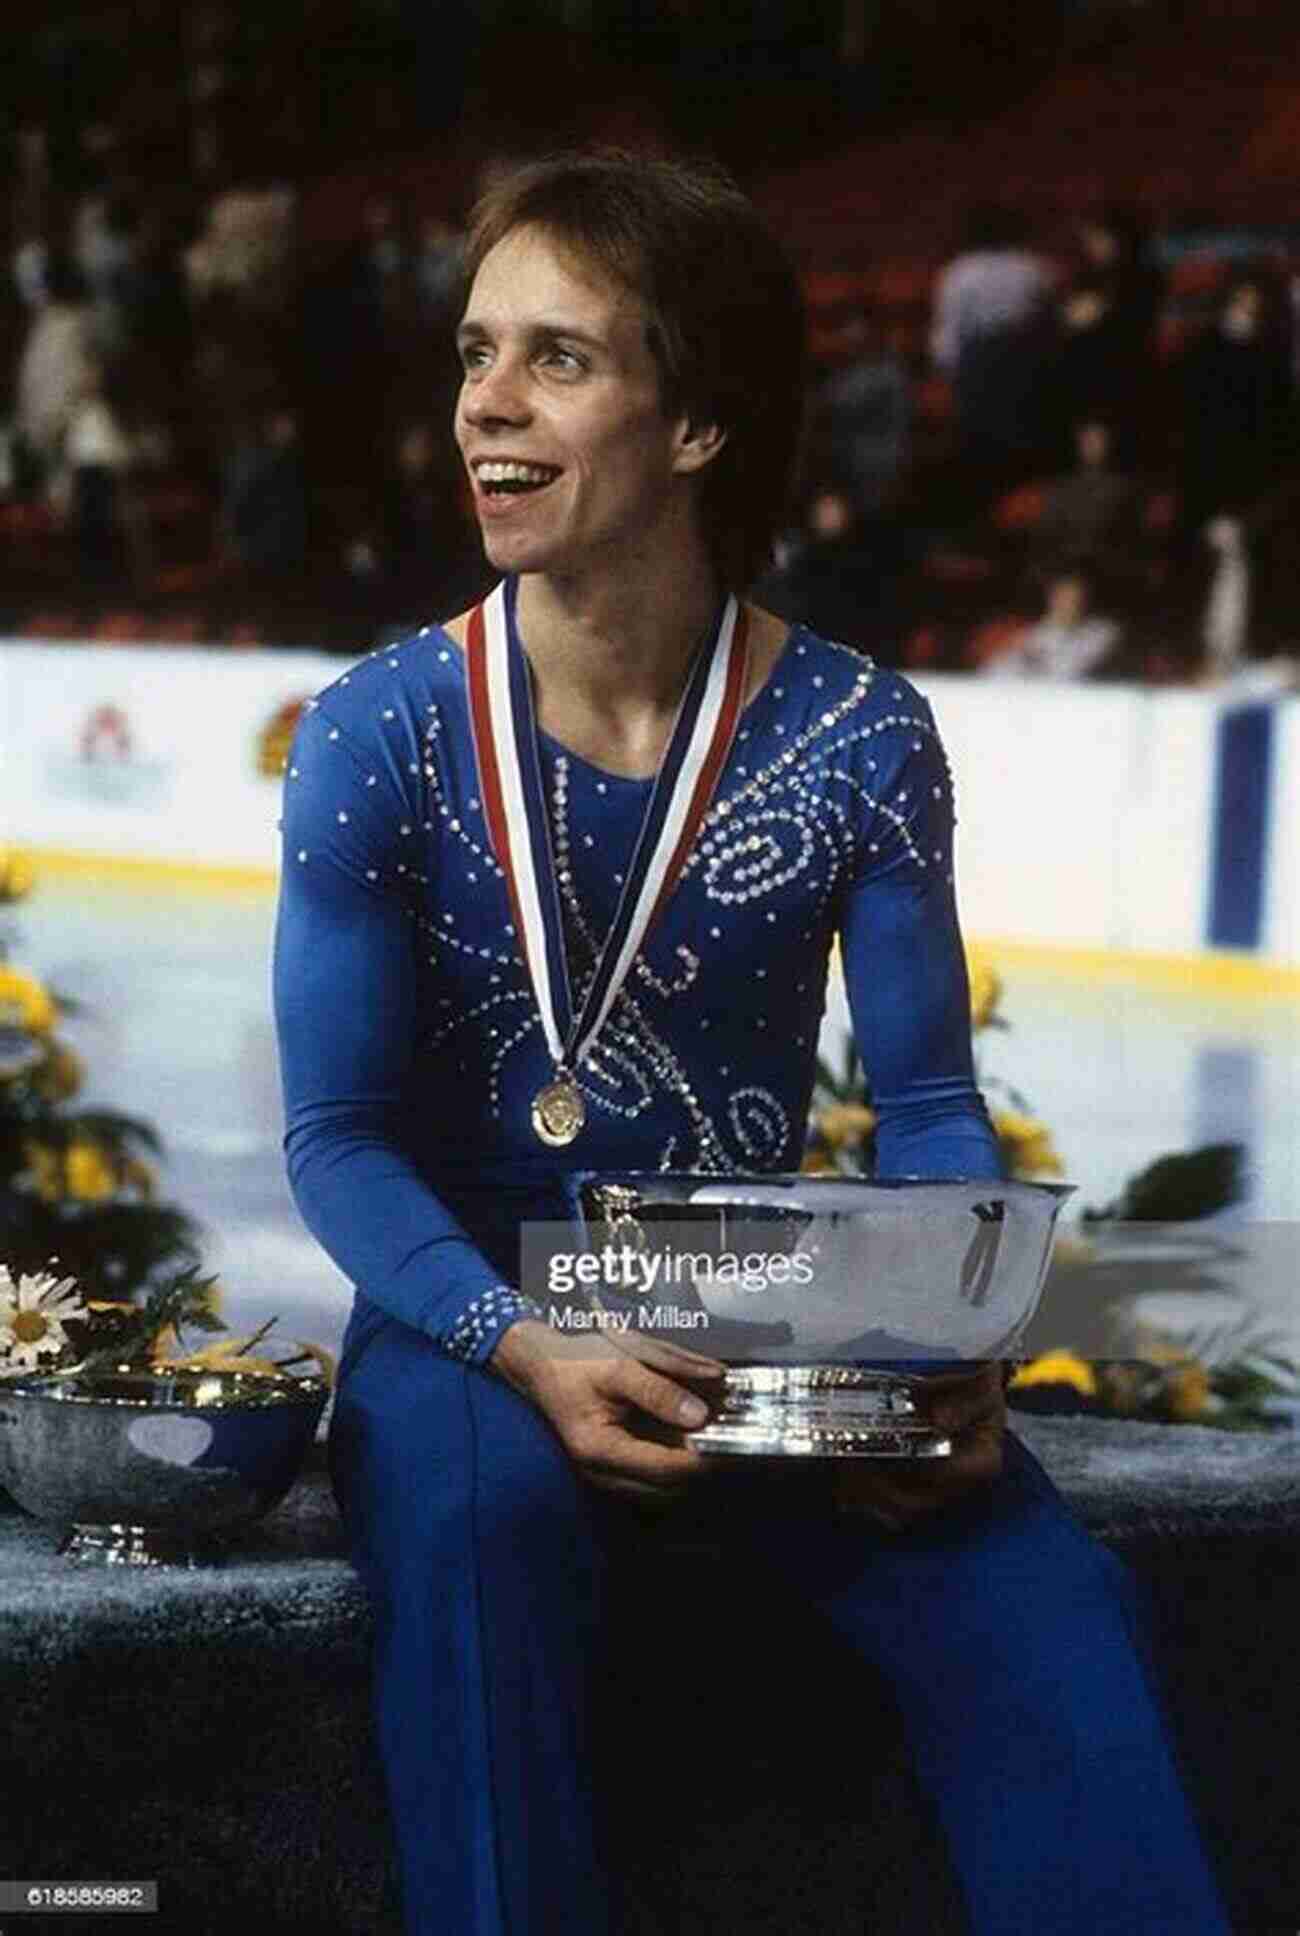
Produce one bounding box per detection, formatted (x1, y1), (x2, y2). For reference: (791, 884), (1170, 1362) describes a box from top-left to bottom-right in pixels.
(519, 1220), (814, 1333)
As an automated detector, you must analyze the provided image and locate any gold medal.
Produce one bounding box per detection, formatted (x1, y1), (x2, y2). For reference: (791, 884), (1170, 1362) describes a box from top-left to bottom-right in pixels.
(531, 1075), (586, 1147)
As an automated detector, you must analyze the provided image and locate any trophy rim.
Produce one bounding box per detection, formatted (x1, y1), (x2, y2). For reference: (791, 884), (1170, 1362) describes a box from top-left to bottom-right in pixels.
(0, 1367), (328, 1411)
(575, 1169), (1075, 1201)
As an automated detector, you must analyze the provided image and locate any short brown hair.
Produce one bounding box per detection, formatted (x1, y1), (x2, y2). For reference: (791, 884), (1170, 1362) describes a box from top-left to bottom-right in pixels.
(462, 149), (806, 591)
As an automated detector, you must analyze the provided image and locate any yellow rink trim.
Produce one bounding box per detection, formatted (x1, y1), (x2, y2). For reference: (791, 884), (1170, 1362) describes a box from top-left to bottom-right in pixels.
(16, 849), (277, 895)
(13, 849), (1300, 996)
(966, 936), (1300, 999)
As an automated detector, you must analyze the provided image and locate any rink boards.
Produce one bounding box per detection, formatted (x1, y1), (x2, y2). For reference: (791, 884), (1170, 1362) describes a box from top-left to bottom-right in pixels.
(2, 640), (1297, 972)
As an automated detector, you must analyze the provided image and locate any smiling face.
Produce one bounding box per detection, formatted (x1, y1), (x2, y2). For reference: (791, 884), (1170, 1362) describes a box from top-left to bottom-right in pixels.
(453, 224), (722, 582)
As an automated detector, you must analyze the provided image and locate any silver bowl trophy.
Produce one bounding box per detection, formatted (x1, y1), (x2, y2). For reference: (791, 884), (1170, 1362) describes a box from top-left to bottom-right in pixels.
(569, 1173), (1073, 1458)
(0, 1366), (329, 1565)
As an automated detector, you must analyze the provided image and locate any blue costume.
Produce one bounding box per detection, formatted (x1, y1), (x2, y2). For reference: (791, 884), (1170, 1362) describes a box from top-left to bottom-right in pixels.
(273, 594), (1229, 1934)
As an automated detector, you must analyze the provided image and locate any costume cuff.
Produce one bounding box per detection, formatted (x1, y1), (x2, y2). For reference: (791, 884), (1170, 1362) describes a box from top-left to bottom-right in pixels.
(443, 1286), (545, 1366)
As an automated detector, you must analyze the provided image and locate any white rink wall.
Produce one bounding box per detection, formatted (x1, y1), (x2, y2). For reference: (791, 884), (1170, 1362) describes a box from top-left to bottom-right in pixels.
(2, 641), (1296, 968)
(2, 641), (341, 871)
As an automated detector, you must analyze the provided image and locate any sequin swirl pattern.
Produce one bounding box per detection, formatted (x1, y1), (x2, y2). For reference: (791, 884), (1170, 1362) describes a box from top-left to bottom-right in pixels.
(410, 633), (954, 1177)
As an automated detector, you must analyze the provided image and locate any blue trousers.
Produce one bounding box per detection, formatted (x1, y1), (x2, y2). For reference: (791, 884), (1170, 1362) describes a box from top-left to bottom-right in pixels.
(328, 1313), (1232, 1936)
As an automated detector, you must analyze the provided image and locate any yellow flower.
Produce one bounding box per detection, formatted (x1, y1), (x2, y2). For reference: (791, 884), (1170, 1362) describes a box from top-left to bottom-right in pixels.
(22, 1140), (63, 1202)
(1096, 1362), (1143, 1415)
(22, 1136), (121, 1202)
(158, 1339), (285, 1377)
(966, 948), (1002, 1030)
(0, 851), (35, 903)
(800, 1147), (838, 1174)
(1164, 1361), (1213, 1422)
(1009, 1349), (1098, 1397)
(993, 1109), (1064, 1178)
(1129, 1326), (1193, 1367)
(815, 1101), (877, 1152)
(64, 1140), (117, 1202)
(153, 1319), (331, 1385)
(149, 1323), (180, 1362)
(0, 965), (56, 1036)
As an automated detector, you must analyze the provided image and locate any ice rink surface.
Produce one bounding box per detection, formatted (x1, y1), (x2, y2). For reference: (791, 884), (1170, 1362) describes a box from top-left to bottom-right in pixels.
(10, 869), (1299, 1371)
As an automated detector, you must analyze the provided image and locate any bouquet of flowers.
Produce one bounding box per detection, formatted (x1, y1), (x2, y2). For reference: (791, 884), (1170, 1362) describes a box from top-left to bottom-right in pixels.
(0, 1260), (334, 1386)
(0, 849), (333, 1390)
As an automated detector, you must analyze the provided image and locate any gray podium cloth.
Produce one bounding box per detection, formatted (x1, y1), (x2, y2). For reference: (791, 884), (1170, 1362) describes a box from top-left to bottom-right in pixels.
(1, 1417), (1296, 1935)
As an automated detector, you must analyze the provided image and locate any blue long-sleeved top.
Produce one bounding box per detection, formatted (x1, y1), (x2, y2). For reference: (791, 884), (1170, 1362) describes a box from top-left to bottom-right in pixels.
(272, 605), (1002, 1370)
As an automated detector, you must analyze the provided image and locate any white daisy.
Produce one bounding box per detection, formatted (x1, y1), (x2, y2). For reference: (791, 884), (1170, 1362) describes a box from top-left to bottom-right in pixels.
(0, 1265), (88, 1372)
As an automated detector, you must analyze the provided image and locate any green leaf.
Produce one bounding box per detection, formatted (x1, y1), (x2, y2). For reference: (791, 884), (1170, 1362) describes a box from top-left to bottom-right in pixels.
(1083, 1143), (1246, 1223)
(66, 1110), (164, 1156)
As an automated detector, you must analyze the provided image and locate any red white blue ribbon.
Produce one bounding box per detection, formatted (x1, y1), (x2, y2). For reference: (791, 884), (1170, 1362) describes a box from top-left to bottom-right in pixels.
(467, 574), (750, 1076)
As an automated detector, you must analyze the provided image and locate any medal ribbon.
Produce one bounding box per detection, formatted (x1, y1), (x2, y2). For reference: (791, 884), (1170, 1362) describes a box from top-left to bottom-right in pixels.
(467, 574), (750, 1075)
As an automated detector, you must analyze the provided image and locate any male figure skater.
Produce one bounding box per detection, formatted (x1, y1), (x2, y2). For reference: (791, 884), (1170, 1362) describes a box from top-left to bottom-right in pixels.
(273, 151), (1229, 1934)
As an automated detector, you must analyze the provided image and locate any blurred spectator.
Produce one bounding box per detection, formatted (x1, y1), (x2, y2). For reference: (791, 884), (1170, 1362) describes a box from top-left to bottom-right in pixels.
(14, 255), (94, 497)
(13, 124), (53, 201)
(1201, 514), (1250, 680)
(1076, 205), (1164, 364)
(1036, 419), (1144, 573)
(383, 422), (453, 567)
(12, 229), (52, 313)
(185, 183), (296, 315)
(75, 192), (143, 359)
(412, 214), (468, 449)
(1178, 274), (1294, 534)
(1044, 276), (1151, 468)
(930, 202), (1056, 489)
(74, 187), (137, 302)
(751, 485), (907, 654)
(335, 195), (416, 351)
(806, 303), (911, 518)
(414, 215), (466, 329)
(981, 558), (1126, 679)
(1193, 464), (1300, 674)
(63, 361), (132, 586)
(113, 207), (191, 371)
(372, 418), (483, 620)
(222, 404), (307, 576)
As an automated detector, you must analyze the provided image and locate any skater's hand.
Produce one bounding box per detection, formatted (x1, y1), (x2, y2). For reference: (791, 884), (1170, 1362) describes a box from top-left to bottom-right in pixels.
(829, 1361), (1006, 1532)
(489, 1319), (727, 1499)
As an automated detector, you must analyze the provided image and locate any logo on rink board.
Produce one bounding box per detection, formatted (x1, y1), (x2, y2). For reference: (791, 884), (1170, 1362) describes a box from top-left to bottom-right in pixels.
(46, 704), (172, 807)
(255, 697), (309, 780)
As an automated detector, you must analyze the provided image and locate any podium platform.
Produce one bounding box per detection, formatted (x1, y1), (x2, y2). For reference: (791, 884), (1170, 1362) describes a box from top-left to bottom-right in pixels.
(1, 1416), (1296, 1935)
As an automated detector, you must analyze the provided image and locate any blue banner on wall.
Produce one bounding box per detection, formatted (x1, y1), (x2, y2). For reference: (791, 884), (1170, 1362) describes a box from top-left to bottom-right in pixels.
(1207, 702), (1275, 950)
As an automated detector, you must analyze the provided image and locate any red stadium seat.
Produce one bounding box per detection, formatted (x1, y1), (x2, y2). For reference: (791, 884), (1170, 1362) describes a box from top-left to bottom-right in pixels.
(992, 484), (1046, 533)
(914, 376), (954, 425)
(903, 626), (942, 668)
(965, 616), (1030, 670)
(802, 270), (868, 313)
(1144, 490), (1179, 533)
(1169, 255), (1229, 301)
(19, 612), (79, 639)
(0, 500), (60, 539)
(155, 613), (205, 642)
(94, 612), (152, 641)
(1155, 316), (1189, 361)
(873, 261), (934, 309)
(925, 549), (996, 585)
